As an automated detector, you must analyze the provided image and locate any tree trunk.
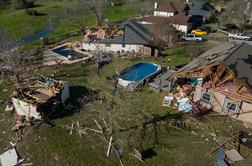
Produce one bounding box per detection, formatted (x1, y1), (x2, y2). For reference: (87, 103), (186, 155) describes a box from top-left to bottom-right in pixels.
(15, 72), (21, 83)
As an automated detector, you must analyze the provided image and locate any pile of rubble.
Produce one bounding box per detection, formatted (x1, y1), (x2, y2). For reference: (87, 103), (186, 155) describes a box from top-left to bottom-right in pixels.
(162, 78), (212, 116)
(6, 77), (70, 127)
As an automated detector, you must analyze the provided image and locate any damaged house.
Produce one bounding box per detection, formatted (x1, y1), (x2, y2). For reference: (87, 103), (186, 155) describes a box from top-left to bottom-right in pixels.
(84, 26), (124, 42)
(12, 77), (70, 122)
(167, 42), (252, 124)
(82, 21), (160, 56)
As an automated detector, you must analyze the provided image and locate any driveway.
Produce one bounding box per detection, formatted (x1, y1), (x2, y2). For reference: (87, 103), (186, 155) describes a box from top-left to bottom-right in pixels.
(228, 39), (252, 45)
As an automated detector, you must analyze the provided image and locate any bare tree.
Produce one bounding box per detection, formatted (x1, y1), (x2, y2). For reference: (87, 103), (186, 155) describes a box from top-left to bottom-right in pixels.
(150, 19), (178, 50)
(243, 0), (252, 23)
(64, 7), (89, 35)
(93, 0), (106, 26)
(230, 0), (252, 24)
(73, 0), (106, 28)
(0, 29), (35, 83)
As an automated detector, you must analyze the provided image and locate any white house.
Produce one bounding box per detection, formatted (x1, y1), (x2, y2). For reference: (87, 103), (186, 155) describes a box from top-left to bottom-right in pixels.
(153, 2), (189, 17)
(138, 15), (191, 33)
(138, 2), (191, 33)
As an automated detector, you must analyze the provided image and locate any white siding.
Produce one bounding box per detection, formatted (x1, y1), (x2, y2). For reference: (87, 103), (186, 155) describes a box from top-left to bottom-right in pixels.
(82, 43), (141, 53)
(154, 11), (174, 17)
(12, 98), (41, 119)
(172, 24), (188, 33)
(138, 21), (188, 33)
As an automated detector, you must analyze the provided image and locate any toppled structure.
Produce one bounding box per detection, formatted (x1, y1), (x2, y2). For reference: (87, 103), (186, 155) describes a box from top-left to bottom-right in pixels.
(12, 77), (70, 122)
(166, 42), (252, 124)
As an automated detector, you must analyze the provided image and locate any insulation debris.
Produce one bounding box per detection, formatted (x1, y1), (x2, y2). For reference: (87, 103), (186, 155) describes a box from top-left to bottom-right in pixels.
(0, 147), (24, 166)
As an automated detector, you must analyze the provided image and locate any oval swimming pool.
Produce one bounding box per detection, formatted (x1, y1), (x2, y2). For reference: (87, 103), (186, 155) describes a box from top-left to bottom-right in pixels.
(118, 62), (161, 87)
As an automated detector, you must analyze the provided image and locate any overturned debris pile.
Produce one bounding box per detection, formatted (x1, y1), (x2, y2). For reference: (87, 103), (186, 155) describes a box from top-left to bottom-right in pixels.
(11, 77), (70, 123)
(162, 77), (212, 116)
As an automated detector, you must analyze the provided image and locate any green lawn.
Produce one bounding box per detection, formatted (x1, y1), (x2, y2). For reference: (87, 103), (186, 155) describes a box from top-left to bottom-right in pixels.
(0, 55), (252, 165)
(0, 0), (141, 42)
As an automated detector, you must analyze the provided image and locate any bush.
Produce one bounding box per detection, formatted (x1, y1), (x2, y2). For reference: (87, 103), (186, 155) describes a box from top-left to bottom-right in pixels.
(207, 12), (218, 23)
(25, 8), (38, 16)
(12, 0), (35, 10)
(240, 23), (252, 30)
(0, 0), (8, 6)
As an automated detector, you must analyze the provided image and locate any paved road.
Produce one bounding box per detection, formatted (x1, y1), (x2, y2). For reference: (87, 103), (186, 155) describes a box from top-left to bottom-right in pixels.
(228, 39), (252, 45)
(14, 19), (61, 47)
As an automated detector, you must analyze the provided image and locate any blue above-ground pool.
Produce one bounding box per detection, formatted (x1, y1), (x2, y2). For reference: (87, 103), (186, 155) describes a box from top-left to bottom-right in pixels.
(118, 62), (161, 87)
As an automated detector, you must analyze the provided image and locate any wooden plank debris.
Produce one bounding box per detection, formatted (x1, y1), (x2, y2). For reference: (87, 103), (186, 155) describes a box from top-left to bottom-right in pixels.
(205, 131), (241, 158)
(130, 149), (144, 162)
(106, 136), (113, 157)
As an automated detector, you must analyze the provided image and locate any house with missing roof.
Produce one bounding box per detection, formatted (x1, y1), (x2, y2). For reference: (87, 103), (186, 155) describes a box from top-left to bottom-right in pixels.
(82, 21), (159, 56)
(168, 42), (252, 125)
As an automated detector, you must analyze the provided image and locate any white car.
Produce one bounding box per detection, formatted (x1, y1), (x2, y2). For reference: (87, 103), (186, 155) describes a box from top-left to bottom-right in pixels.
(180, 34), (203, 42)
(228, 33), (251, 40)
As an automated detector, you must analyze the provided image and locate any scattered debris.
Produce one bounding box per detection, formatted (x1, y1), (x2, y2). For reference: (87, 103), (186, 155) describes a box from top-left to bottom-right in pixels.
(5, 105), (13, 112)
(2, 89), (8, 92)
(169, 43), (252, 125)
(215, 148), (228, 166)
(0, 144), (24, 166)
(167, 120), (195, 135)
(21, 163), (33, 166)
(241, 131), (252, 149)
(163, 77), (211, 116)
(106, 136), (113, 157)
(225, 149), (244, 164)
(11, 76), (70, 123)
(130, 149), (144, 162)
(206, 131), (241, 157)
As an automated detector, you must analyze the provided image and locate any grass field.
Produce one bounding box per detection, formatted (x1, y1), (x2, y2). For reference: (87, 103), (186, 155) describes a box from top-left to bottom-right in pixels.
(0, 0), (140, 42)
(1, 46), (252, 165)
(1, 1), (252, 165)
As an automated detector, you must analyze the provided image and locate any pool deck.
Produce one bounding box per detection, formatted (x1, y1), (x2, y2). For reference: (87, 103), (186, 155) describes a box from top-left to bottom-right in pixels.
(43, 43), (93, 66)
(148, 69), (176, 92)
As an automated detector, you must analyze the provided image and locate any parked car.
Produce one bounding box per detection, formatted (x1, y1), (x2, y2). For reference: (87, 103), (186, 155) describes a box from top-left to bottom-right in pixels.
(197, 26), (211, 33)
(243, 32), (252, 38)
(180, 34), (203, 42)
(191, 29), (207, 36)
(228, 33), (252, 40)
(220, 24), (239, 31)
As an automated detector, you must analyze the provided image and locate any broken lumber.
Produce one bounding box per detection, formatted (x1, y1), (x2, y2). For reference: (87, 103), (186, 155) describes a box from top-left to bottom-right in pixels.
(106, 136), (113, 157)
(205, 131), (241, 158)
